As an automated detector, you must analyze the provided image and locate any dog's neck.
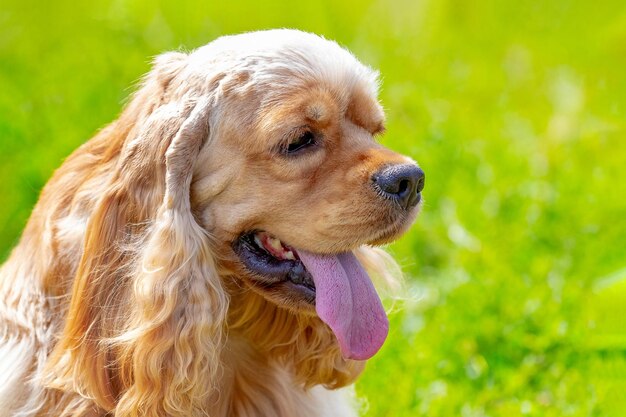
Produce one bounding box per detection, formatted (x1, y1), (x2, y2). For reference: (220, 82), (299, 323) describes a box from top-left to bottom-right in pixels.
(216, 335), (360, 417)
(226, 283), (364, 388)
(218, 287), (364, 416)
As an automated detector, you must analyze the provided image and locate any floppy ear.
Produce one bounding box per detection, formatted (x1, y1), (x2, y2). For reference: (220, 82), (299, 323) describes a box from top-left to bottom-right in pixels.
(44, 56), (228, 415)
(114, 96), (229, 416)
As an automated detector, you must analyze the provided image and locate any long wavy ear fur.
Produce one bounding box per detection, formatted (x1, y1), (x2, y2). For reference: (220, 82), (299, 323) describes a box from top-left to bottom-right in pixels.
(44, 54), (228, 416)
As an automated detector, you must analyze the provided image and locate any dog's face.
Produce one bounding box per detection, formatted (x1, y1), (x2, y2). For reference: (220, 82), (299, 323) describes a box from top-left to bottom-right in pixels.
(185, 30), (424, 359)
(193, 84), (423, 302)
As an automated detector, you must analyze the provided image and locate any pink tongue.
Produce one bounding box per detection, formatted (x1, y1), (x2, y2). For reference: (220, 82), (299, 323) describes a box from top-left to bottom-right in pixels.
(298, 250), (389, 360)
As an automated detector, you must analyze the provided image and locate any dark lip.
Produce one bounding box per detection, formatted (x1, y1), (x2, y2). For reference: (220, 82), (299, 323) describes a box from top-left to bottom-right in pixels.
(232, 232), (316, 302)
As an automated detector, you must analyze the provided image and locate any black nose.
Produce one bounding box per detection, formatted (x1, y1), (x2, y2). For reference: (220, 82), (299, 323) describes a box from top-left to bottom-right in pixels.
(372, 164), (425, 209)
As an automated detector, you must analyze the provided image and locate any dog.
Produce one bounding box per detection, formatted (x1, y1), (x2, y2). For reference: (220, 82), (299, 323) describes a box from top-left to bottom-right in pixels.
(0, 29), (424, 416)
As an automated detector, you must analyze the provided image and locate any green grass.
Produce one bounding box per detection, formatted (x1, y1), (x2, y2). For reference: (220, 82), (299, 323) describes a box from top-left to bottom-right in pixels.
(2, 1), (626, 416)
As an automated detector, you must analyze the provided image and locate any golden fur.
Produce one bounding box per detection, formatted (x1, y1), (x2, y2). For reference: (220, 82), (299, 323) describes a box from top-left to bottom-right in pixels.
(0, 30), (418, 416)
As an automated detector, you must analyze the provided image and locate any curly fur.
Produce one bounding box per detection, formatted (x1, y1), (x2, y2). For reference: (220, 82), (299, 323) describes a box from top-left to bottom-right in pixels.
(0, 30), (415, 416)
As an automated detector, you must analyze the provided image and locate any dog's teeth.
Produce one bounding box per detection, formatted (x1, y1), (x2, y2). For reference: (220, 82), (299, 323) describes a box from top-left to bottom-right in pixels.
(254, 234), (264, 248)
(268, 237), (283, 252)
(254, 232), (295, 260)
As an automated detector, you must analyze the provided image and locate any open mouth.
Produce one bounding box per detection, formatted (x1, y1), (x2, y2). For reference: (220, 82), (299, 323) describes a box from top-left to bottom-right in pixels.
(233, 231), (316, 302)
(233, 230), (390, 361)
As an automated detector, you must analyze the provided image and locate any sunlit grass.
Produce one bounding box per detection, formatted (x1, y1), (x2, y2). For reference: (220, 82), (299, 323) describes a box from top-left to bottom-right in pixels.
(1, 1), (625, 415)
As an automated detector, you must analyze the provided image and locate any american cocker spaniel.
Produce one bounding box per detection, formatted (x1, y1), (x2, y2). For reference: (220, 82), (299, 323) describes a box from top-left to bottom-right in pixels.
(0, 29), (425, 417)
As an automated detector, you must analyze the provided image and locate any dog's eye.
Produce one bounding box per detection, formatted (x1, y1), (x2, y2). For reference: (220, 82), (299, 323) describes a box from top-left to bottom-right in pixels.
(285, 131), (316, 154)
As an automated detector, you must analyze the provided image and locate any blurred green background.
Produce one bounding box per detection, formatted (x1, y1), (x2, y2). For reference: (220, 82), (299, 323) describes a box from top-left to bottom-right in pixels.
(1, 0), (626, 415)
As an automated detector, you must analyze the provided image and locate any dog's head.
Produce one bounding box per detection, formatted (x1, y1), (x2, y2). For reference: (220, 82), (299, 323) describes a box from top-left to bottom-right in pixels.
(183, 30), (424, 359)
(45, 30), (424, 413)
